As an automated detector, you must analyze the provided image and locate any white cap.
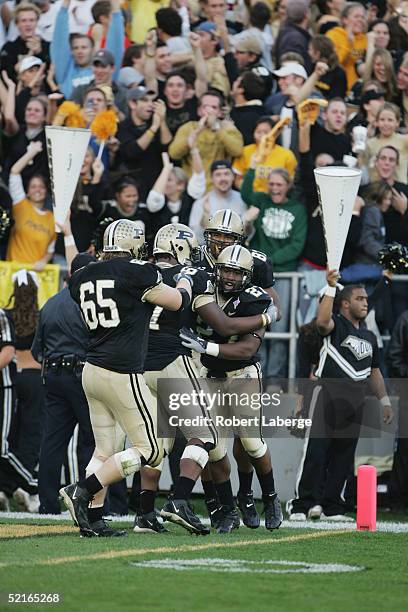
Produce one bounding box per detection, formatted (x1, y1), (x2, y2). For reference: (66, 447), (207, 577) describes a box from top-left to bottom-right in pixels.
(19, 56), (43, 74)
(273, 62), (308, 80)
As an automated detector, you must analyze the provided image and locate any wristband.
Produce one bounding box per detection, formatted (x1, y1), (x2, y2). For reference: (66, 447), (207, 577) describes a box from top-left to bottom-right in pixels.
(325, 286), (336, 297)
(380, 396), (391, 407)
(148, 128), (157, 137)
(206, 342), (220, 357)
(261, 313), (271, 327)
(64, 235), (75, 247)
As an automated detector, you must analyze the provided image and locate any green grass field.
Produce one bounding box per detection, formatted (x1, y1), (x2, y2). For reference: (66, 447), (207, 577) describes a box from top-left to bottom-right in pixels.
(1, 512), (407, 612)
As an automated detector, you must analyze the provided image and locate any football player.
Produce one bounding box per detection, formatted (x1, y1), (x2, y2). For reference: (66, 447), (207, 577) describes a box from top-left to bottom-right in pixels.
(181, 245), (283, 533)
(196, 209), (280, 529)
(60, 219), (198, 536)
(134, 224), (279, 535)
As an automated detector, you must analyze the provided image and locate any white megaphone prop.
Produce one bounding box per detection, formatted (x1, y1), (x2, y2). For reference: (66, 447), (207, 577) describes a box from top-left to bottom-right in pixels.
(314, 166), (362, 271)
(45, 126), (91, 230)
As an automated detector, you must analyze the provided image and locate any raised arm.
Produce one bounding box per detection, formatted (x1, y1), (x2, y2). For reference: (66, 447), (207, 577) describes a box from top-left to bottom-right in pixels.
(189, 32), (208, 98)
(50, 0), (71, 86)
(315, 269), (338, 336)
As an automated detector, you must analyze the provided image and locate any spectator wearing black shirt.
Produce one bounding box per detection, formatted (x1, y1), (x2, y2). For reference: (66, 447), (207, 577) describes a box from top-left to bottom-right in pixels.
(230, 71), (265, 145)
(311, 97), (351, 161)
(274, 0), (313, 74)
(115, 87), (172, 200)
(308, 34), (347, 99)
(0, 3), (50, 81)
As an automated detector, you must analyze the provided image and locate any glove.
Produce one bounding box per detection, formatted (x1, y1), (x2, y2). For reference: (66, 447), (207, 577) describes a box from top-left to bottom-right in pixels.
(266, 299), (279, 324)
(179, 327), (219, 357)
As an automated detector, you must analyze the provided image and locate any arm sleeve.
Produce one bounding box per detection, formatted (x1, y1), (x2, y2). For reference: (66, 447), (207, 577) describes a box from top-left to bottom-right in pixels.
(223, 51), (239, 87)
(105, 10), (125, 82)
(30, 311), (43, 363)
(8, 174), (26, 205)
(240, 168), (257, 206)
(146, 190), (166, 213)
(187, 171), (206, 200)
(50, 6), (70, 85)
(359, 208), (384, 260)
(168, 124), (192, 160)
(218, 124), (244, 157)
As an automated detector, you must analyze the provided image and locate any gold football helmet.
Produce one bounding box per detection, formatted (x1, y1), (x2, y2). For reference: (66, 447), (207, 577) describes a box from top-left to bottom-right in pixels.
(103, 219), (146, 258)
(215, 245), (253, 293)
(204, 209), (245, 259)
(153, 223), (199, 265)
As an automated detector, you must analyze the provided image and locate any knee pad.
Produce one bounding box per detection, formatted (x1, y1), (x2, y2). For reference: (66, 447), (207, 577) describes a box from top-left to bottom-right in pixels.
(242, 439), (268, 459)
(208, 444), (227, 463)
(86, 455), (106, 478)
(181, 444), (208, 469)
(113, 447), (141, 478)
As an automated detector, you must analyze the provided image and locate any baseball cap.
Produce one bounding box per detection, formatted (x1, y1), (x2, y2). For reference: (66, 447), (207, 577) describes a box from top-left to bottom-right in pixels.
(71, 253), (96, 275)
(273, 62), (308, 80)
(93, 49), (115, 67)
(196, 21), (217, 34)
(118, 67), (144, 88)
(211, 160), (233, 173)
(234, 36), (262, 56)
(19, 56), (43, 73)
(127, 86), (156, 101)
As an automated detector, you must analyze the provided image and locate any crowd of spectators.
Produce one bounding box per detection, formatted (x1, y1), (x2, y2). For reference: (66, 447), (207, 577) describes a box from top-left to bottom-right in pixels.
(0, 0), (407, 513)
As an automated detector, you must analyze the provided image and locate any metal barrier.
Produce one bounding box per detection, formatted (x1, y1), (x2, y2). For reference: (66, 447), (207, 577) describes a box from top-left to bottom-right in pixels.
(264, 272), (408, 378)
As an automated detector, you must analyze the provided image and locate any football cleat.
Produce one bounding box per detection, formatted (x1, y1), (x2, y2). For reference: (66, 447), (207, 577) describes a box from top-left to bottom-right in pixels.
(263, 493), (283, 531)
(13, 488), (39, 513)
(133, 511), (168, 534)
(59, 483), (95, 535)
(160, 498), (210, 535)
(216, 505), (240, 534)
(289, 512), (307, 521)
(81, 519), (128, 538)
(308, 504), (323, 520)
(205, 497), (224, 528)
(237, 491), (260, 529)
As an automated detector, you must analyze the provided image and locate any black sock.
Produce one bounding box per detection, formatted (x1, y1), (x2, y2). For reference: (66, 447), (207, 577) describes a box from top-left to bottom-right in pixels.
(215, 480), (234, 507)
(81, 474), (103, 495)
(129, 472), (141, 512)
(238, 470), (254, 496)
(202, 479), (218, 501)
(174, 476), (196, 501)
(139, 489), (156, 514)
(87, 506), (103, 523)
(258, 470), (275, 497)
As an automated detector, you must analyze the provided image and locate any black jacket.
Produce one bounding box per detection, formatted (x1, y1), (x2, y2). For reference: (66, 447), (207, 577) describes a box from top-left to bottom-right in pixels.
(274, 22), (312, 74)
(386, 311), (408, 378)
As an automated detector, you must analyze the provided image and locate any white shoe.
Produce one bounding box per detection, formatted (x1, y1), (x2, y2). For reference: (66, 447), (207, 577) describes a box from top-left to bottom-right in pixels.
(308, 505), (323, 520)
(0, 491), (10, 511)
(321, 513), (354, 522)
(289, 512), (307, 521)
(13, 488), (40, 513)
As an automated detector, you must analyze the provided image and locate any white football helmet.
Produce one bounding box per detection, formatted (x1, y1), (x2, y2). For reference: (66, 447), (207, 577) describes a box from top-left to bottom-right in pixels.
(215, 245), (253, 293)
(103, 219), (146, 258)
(153, 223), (199, 265)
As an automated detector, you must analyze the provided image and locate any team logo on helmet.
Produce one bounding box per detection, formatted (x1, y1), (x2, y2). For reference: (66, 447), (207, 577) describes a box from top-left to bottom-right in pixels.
(103, 219), (147, 258)
(153, 223), (199, 265)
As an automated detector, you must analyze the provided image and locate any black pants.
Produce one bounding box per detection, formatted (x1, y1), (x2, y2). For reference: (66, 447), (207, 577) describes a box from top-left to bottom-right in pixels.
(38, 370), (94, 514)
(0, 384), (38, 496)
(291, 382), (364, 516)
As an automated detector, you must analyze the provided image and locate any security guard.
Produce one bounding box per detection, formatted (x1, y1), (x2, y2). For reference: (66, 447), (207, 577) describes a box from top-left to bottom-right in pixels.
(31, 254), (95, 516)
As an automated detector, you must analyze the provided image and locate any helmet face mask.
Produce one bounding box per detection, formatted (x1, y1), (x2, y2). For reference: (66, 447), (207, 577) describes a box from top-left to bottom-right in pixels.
(205, 230), (243, 260)
(103, 219), (147, 259)
(215, 245), (253, 295)
(153, 223), (199, 266)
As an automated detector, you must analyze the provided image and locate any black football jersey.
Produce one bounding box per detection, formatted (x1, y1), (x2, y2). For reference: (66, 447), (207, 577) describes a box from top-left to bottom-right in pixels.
(315, 314), (379, 381)
(69, 257), (162, 373)
(0, 309), (16, 388)
(201, 285), (270, 373)
(196, 245), (275, 289)
(145, 263), (214, 371)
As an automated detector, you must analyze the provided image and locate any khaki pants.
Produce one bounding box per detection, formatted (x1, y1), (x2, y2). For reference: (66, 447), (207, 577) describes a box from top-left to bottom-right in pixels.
(82, 362), (163, 467)
(202, 363), (265, 462)
(144, 354), (218, 459)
